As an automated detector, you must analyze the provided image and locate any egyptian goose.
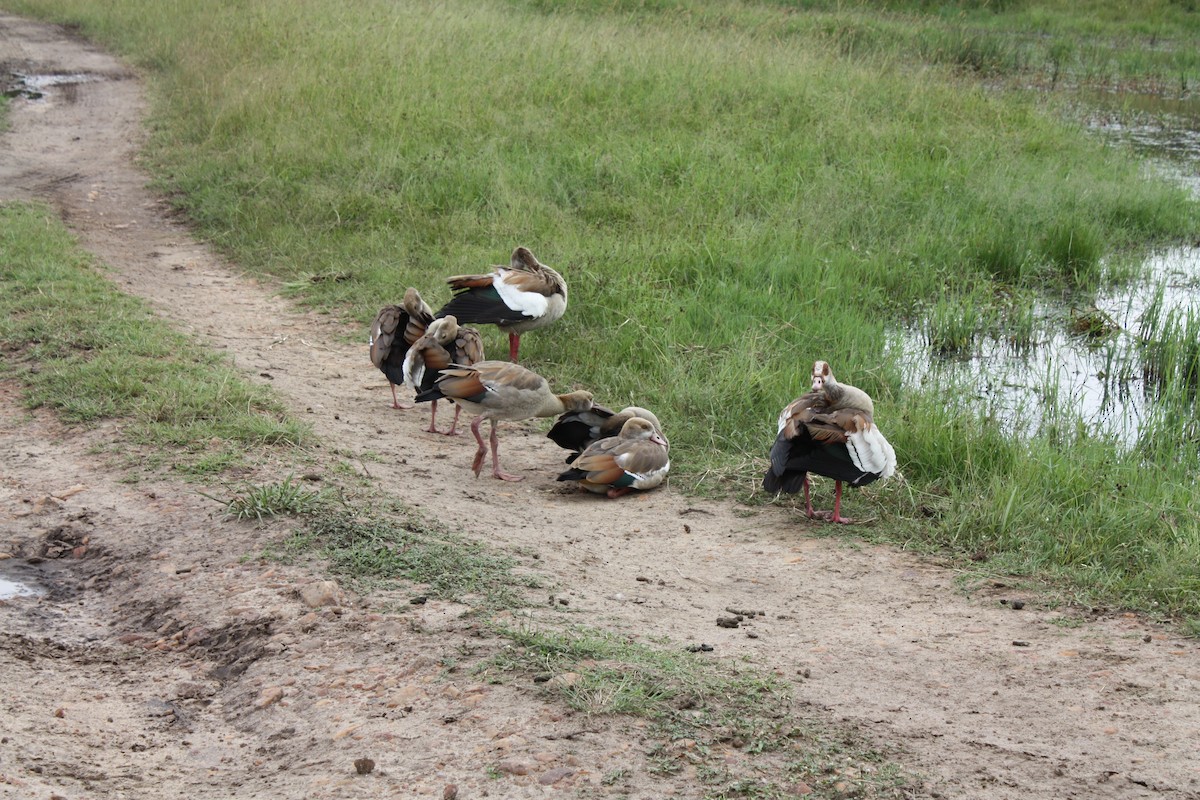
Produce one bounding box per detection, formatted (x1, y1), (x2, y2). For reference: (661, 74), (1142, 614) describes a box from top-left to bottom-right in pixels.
(415, 360), (592, 481)
(557, 417), (670, 498)
(763, 360), (896, 524)
(435, 246), (567, 362)
(547, 405), (666, 464)
(369, 288), (434, 408)
(402, 315), (484, 435)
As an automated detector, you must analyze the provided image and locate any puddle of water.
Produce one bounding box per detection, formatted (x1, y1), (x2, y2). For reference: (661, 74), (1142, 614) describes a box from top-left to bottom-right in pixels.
(3, 71), (94, 100)
(891, 247), (1200, 443)
(0, 575), (43, 600)
(893, 88), (1200, 444)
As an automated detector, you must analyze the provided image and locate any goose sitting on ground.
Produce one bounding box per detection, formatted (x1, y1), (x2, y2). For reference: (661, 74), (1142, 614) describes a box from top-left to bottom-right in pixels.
(557, 417), (670, 498)
(402, 315), (484, 435)
(547, 405), (666, 464)
(369, 288), (434, 409)
(434, 246), (567, 362)
(763, 360), (896, 524)
(415, 360), (592, 481)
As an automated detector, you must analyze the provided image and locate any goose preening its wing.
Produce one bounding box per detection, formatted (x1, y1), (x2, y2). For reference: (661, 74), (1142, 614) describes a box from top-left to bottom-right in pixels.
(557, 417), (670, 498)
(763, 361), (896, 524)
(402, 315), (484, 435)
(547, 405), (666, 464)
(415, 360), (592, 481)
(369, 288), (434, 409)
(435, 247), (567, 362)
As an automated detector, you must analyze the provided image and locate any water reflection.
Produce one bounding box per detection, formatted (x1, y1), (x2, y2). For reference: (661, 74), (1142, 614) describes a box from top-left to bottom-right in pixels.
(892, 90), (1200, 444)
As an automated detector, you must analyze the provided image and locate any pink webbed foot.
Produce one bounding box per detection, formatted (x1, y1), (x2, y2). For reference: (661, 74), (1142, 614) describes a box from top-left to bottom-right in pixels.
(389, 384), (413, 410)
(486, 420), (521, 480)
(810, 509), (855, 524)
(437, 404), (463, 436)
(606, 487), (633, 499)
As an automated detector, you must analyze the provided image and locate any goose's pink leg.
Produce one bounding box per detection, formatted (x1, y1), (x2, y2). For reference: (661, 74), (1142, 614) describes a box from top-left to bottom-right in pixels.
(508, 333), (521, 362)
(429, 400), (462, 435)
(830, 481), (854, 524)
(470, 417), (488, 477)
(445, 404), (462, 436)
(426, 399), (440, 433)
(811, 481), (854, 524)
(490, 420), (523, 481)
(390, 383), (413, 410)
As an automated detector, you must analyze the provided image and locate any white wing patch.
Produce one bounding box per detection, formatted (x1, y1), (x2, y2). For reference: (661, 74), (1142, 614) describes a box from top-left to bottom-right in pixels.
(616, 453), (670, 490)
(846, 425), (896, 479)
(401, 348), (424, 390)
(493, 269), (550, 319)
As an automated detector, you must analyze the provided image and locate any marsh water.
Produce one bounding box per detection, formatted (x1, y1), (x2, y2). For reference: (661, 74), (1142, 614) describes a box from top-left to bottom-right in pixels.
(892, 89), (1200, 443)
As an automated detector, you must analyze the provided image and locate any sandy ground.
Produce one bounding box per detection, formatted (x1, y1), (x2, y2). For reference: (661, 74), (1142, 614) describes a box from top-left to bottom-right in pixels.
(2, 12), (1200, 800)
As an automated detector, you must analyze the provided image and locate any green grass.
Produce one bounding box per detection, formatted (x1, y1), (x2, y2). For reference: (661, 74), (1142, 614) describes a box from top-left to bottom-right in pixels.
(485, 623), (918, 798)
(0, 202), (308, 472)
(273, 498), (540, 608)
(3, 0), (1199, 624)
(217, 474), (325, 521)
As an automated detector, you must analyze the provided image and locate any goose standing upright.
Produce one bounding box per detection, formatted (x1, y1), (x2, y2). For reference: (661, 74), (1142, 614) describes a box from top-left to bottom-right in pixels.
(415, 360), (592, 481)
(763, 360), (896, 524)
(434, 247), (567, 362)
(369, 288), (434, 409)
(547, 405), (666, 464)
(402, 315), (484, 435)
(557, 417), (670, 498)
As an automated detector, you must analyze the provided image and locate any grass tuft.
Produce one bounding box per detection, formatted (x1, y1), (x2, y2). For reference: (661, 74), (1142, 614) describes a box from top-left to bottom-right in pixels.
(279, 499), (539, 608)
(221, 475), (325, 521)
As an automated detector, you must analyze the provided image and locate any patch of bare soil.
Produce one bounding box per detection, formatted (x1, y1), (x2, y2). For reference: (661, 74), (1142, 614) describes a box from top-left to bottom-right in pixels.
(2, 12), (1200, 799)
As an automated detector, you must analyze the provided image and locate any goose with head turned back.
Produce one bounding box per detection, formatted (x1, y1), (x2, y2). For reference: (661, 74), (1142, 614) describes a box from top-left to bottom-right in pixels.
(415, 360), (592, 481)
(434, 247), (566, 363)
(369, 288), (434, 409)
(547, 404), (666, 464)
(557, 417), (670, 498)
(402, 315), (484, 435)
(763, 360), (896, 524)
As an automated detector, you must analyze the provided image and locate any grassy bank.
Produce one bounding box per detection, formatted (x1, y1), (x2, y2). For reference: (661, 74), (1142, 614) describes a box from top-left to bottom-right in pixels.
(3, 0), (1199, 623)
(0, 202), (307, 475)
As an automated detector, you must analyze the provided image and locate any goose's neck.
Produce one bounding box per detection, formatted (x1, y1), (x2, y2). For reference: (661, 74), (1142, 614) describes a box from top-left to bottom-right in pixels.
(541, 391), (590, 418)
(824, 380), (874, 415)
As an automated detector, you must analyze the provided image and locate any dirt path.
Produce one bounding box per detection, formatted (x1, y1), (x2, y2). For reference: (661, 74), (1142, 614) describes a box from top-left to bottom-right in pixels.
(2, 12), (1199, 800)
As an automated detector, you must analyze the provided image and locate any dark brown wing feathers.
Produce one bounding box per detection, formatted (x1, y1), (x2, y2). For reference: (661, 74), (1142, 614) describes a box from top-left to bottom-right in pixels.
(445, 274), (495, 290)
(369, 306), (401, 370)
